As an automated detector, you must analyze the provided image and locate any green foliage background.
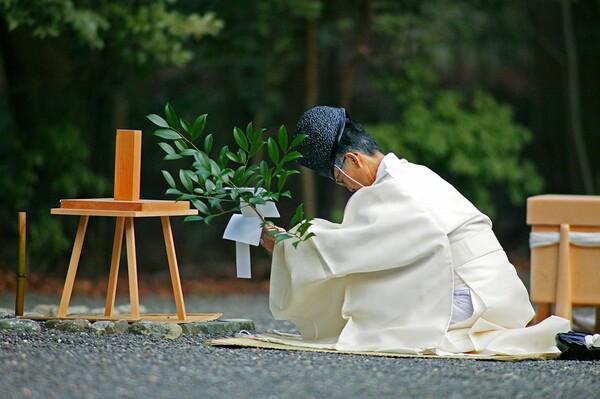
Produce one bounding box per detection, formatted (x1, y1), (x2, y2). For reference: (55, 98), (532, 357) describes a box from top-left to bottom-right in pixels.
(0, 0), (598, 278)
(368, 79), (543, 218)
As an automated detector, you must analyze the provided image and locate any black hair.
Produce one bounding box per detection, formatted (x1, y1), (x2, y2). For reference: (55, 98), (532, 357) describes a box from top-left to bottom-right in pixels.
(332, 119), (383, 168)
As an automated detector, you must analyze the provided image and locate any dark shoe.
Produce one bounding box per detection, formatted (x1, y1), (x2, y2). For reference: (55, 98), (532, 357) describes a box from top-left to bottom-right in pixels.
(555, 330), (600, 360)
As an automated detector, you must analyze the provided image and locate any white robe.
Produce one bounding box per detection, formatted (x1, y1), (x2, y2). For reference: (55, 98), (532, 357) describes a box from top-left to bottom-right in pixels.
(269, 153), (569, 356)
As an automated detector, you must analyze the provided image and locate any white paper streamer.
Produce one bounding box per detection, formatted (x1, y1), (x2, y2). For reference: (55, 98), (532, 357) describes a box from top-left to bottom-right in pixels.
(222, 188), (280, 279)
(235, 241), (252, 279)
(529, 232), (560, 248)
(529, 232), (600, 248)
(570, 232), (600, 247)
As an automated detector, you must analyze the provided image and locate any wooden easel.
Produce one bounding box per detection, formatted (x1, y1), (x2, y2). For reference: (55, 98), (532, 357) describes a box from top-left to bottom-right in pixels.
(45, 129), (220, 323)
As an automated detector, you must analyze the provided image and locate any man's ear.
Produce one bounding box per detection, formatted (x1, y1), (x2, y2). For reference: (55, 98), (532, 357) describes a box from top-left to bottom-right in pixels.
(346, 152), (363, 168)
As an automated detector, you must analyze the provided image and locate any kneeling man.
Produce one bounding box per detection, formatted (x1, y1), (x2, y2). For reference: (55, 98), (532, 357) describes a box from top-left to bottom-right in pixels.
(261, 106), (569, 356)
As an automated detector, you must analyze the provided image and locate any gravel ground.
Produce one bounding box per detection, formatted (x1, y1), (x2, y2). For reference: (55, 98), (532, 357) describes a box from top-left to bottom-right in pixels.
(0, 293), (598, 399)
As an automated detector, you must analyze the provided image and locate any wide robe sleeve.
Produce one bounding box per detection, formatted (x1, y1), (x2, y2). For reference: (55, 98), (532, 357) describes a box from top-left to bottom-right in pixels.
(269, 179), (456, 353)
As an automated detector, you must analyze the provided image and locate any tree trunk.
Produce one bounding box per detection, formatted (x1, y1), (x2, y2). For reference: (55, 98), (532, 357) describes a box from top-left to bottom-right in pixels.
(339, 0), (372, 109)
(334, 0), (372, 214)
(561, 0), (594, 193)
(301, 17), (319, 217)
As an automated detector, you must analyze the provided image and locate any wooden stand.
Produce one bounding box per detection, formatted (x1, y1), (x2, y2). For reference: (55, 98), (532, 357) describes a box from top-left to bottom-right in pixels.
(50, 200), (214, 322)
(42, 129), (220, 323)
(527, 194), (600, 331)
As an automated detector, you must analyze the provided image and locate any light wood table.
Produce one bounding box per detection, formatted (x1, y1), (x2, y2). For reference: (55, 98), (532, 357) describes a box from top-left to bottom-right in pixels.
(50, 199), (220, 323)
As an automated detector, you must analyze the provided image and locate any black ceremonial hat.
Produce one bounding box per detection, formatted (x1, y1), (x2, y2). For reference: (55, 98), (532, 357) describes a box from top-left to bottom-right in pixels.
(294, 106), (349, 176)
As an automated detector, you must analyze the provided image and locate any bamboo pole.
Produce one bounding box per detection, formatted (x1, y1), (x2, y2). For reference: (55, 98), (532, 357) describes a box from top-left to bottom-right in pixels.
(16, 212), (26, 316)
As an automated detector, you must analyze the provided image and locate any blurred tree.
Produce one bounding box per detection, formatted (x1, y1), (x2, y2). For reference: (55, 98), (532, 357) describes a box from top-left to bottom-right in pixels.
(0, 0), (222, 272)
(0, 0), (598, 280)
(368, 77), (543, 218)
(363, 2), (544, 217)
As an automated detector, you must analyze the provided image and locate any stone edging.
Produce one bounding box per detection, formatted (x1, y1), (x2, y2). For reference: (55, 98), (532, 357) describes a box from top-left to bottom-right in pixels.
(0, 308), (255, 339)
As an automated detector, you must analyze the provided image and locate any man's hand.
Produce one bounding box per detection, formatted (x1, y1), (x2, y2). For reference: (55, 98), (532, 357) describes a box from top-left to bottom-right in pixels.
(260, 224), (286, 253)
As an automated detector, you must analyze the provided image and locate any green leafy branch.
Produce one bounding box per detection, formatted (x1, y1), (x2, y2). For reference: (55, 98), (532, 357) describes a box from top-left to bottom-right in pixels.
(146, 103), (314, 247)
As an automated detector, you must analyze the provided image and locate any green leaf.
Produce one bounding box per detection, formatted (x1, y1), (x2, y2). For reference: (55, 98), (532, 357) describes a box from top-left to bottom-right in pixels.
(158, 142), (175, 155)
(147, 114), (169, 128)
(191, 199), (210, 215)
(179, 169), (194, 192)
(220, 170), (233, 184)
(195, 151), (210, 169)
(232, 166), (245, 184)
(188, 170), (199, 183)
(298, 219), (313, 235)
(280, 151), (302, 164)
(164, 153), (184, 160)
(249, 126), (266, 157)
(209, 159), (221, 176)
(278, 125), (288, 151)
(217, 146), (230, 168)
(237, 149), (247, 164)
(180, 118), (191, 133)
(204, 134), (214, 154)
(245, 174), (261, 187)
(153, 128), (180, 140)
(165, 188), (183, 196)
(233, 127), (248, 151)
(165, 103), (179, 129)
(267, 137), (279, 164)
(239, 168), (256, 188)
(184, 215), (204, 223)
(174, 139), (188, 151)
(264, 168), (272, 190)
(209, 197), (222, 210)
(161, 170), (177, 189)
(290, 133), (308, 149)
(226, 151), (239, 163)
(180, 149), (197, 157)
(277, 173), (289, 192)
(275, 233), (293, 243)
(248, 196), (266, 206)
(255, 127), (267, 142)
(259, 160), (269, 178)
(249, 141), (265, 158)
(245, 122), (254, 142)
(205, 179), (216, 192)
(303, 232), (316, 240)
(290, 203), (303, 226)
(191, 114), (207, 141)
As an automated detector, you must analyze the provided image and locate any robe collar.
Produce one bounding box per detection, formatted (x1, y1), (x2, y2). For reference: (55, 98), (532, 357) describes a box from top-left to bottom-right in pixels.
(374, 153), (407, 184)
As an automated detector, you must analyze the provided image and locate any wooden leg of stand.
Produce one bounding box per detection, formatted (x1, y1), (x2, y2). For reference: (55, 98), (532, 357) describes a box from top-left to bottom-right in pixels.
(555, 224), (572, 325)
(58, 216), (89, 318)
(105, 217), (125, 317)
(161, 216), (187, 321)
(125, 217), (140, 320)
(535, 303), (552, 324)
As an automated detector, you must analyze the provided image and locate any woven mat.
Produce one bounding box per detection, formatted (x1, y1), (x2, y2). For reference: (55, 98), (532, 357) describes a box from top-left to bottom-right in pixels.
(209, 334), (561, 361)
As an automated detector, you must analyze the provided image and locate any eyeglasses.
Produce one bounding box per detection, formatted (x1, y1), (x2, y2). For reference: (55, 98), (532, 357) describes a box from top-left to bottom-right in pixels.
(332, 159), (346, 185)
(332, 158), (366, 189)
